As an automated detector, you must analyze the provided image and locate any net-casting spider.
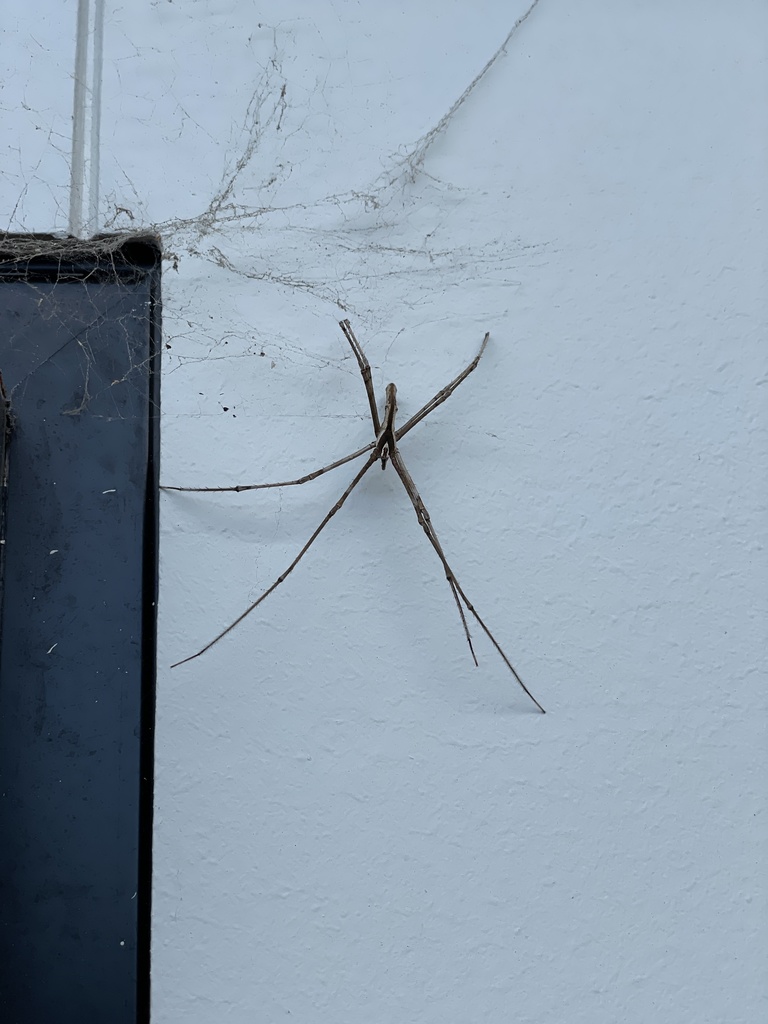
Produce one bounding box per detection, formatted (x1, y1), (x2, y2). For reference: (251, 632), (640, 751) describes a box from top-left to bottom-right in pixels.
(164, 321), (545, 713)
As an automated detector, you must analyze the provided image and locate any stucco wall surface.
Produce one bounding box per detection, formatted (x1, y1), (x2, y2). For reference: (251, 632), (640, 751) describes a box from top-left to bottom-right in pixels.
(3, 2), (766, 1022)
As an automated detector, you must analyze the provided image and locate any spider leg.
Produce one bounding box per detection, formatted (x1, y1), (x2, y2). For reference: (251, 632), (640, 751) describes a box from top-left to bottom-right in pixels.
(389, 448), (545, 713)
(389, 455), (477, 663)
(339, 319), (381, 436)
(161, 439), (377, 493)
(165, 318), (385, 494)
(450, 576), (546, 714)
(171, 451), (379, 668)
(396, 332), (489, 441)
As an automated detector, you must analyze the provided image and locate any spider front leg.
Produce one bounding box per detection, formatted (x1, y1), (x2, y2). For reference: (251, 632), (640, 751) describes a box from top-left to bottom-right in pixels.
(396, 332), (489, 441)
(339, 319), (381, 436)
(161, 439), (376, 493)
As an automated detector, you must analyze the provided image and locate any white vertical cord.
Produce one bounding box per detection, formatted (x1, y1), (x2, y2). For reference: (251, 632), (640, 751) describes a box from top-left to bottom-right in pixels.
(88, 0), (105, 235)
(69, 0), (89, 236)
(69, 0), (105, 238)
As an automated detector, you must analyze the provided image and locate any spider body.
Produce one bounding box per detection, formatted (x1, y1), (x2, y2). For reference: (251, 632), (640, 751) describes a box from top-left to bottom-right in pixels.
(376, 382), (397, 469)
(164, 321), (544, 713)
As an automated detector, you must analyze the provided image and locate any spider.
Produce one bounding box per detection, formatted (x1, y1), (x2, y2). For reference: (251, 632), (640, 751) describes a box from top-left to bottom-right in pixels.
(164, 321), (545, 713)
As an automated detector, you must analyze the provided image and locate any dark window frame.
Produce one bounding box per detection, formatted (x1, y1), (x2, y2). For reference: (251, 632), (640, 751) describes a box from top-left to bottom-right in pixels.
(0, 235), (161, 1024)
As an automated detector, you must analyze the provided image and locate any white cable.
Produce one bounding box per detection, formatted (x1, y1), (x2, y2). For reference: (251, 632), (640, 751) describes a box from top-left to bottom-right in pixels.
(69, 0), (105, 237)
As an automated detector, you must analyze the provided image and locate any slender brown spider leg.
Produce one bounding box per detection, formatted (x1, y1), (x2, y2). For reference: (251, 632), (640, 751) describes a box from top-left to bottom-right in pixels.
(450, 577), (546, 714)
(161, 439), (376, 493)
(388, 447), (545, 714)
(339, 319), (381, 435)
(389, 450), (478, 664)
(396, 332), (489, 442)
(171, 451), (379, 668)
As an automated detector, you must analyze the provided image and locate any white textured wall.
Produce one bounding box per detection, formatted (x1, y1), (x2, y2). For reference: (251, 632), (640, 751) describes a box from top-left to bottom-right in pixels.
(5, 2), (767, 1021)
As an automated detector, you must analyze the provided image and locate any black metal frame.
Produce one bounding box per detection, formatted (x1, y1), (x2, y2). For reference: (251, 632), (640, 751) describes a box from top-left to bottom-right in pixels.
(0, 235), (160, 1024)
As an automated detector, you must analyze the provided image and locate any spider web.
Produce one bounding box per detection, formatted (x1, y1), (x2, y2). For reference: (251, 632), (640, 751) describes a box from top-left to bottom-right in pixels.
(2, 1), (546, 433)
(1, 1), (550, 697)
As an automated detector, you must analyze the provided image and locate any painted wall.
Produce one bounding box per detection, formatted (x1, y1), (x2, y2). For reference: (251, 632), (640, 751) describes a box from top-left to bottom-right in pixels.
(4, 1), (766, 1021)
